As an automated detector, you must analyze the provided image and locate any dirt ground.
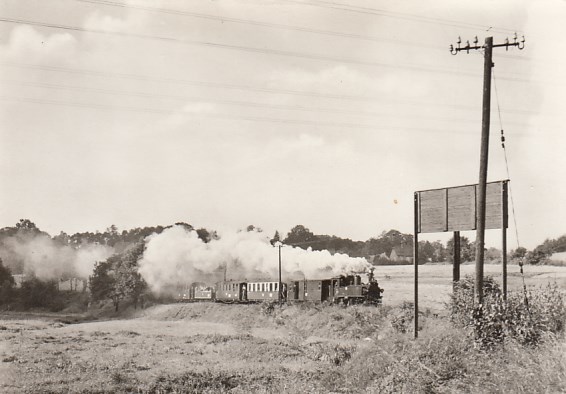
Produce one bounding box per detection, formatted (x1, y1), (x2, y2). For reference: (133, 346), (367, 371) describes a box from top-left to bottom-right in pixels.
(1, 263), (565, 393)
(0, 304), (374, 393)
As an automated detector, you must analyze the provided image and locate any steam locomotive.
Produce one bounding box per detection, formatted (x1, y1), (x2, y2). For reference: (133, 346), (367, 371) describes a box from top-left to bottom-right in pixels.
(178, 269), (383, 305)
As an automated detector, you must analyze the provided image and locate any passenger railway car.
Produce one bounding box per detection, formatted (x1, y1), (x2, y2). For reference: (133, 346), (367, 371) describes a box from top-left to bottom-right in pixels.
(215, 280), (247, 302)
(288, 279), (332, 302)
(247, 281), (287, 302)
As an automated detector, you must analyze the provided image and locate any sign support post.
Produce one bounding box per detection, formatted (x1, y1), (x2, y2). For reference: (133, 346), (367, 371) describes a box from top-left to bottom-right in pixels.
(453, 231), (461, 285)
(413, 192), (419, 339)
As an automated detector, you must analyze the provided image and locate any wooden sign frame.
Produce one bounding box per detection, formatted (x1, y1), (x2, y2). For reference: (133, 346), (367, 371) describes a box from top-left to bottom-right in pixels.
(412, 180), (509, 338)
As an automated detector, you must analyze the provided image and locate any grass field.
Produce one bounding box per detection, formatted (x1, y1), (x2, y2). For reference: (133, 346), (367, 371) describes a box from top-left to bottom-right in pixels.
(378, 262), (566, 312)
(1, 263), (565, 393)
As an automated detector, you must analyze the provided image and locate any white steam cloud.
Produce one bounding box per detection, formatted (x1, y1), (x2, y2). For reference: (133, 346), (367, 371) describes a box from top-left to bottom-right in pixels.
(138, 225), (371, 294)
(1, 233), (113, 280)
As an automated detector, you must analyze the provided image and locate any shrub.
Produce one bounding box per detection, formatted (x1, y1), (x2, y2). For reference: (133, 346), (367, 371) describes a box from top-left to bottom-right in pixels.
(390, 301), (416, 334)
(449, 275), (566, 347)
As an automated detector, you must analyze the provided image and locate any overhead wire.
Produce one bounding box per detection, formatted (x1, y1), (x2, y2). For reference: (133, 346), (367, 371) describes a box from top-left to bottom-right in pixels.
(281, 0), (521, 35)
(77, 0), (535, 65)
(0, 78), (533, 127)
(0, 95), (495, 136)
(492, 68), (530, 307)
(492, 69), (521, 249)
(76, 0), (441, 51)
(0, 17), (532, 81)
(0, 61), (542, 118)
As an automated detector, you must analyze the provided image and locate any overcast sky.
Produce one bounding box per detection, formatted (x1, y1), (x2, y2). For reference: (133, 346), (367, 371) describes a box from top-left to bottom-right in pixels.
(0, 0), (564, 249)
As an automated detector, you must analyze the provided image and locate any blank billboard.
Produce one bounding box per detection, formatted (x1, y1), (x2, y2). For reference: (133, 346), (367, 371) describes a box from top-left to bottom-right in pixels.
(417, 181), (507, 234)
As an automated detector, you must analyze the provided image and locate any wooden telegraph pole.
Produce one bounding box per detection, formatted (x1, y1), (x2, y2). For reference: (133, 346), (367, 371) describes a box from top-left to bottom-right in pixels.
(450, 34), (524, 304)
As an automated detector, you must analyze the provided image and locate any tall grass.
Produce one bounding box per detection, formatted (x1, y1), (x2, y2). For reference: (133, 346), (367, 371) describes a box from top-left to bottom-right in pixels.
(10, 295), (566, 393)
(449, 275), (566, 347)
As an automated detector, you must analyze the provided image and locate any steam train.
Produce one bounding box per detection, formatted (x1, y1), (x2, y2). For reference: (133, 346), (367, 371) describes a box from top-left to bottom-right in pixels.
(177, 270), (383, 305)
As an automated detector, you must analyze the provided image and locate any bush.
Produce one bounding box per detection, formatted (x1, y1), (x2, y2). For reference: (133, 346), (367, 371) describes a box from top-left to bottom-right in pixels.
(449, 275), (566, 348)
(390, 301), (415, 334)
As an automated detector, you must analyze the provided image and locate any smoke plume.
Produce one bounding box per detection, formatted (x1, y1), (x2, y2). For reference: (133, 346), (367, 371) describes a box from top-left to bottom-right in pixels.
(138, 225), (371, 294)
(0, 232), (113, 280)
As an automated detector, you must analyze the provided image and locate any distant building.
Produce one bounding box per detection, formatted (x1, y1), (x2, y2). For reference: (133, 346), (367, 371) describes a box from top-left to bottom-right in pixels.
(389, 246), (413, 263)
(10, 274), (86, 292)
(58, 278), (87, 292)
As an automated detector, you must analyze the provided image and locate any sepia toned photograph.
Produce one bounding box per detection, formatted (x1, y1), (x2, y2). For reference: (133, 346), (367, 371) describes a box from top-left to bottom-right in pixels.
(1, 1), (565, 392)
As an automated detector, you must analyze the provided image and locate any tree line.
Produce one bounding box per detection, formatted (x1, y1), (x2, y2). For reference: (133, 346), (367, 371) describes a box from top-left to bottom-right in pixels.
(1, 219), (564, 312)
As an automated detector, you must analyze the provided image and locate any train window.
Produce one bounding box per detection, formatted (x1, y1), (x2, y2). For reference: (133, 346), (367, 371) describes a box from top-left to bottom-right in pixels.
(275, 283), (278, 291)
(268, 283), (272, 292)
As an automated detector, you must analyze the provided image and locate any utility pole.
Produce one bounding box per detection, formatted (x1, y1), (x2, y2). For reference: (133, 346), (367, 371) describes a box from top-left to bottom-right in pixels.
(450, 34), (524, 305)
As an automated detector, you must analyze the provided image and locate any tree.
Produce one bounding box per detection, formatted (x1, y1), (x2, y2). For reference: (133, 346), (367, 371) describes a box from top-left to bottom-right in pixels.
(431, 241), (447, 262)
(418, 240), (435, 263)
(245, 224), (262, 232)
(53, 231), (71, 246)
(525, 249), (548, 265)
(270, 231), (281, 245)
(485, 247), (502, 263)
(175, 222), (194, 232)
(510, 246), (527, 263)
(20, 277), (61, 310)
(284, 225), (317, 247)
(0, 258), (15, 304)
(447, 236), (476, 263)
(116, 242), (147, 309)
(88, 242), (147, 311)
(15, 219), (39, 232)
(196, 228), (211, 243)
(89, 260), (120, 310)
